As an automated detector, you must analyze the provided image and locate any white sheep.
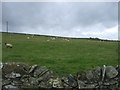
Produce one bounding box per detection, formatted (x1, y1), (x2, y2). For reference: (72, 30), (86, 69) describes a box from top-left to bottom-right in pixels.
(5, 43), (13, 48)
(51, 37), (55, 40)
(67, 40), (70, 42)
(64, 39), (70, 42)
(27, 37), (30, 39)
(47, 40), (50, 41)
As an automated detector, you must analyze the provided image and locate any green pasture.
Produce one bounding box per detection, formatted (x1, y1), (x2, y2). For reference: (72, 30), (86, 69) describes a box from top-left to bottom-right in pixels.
(2, 32), (119, 76)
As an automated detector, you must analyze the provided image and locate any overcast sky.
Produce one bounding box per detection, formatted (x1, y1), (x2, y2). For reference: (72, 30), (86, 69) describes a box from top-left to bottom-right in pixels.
(2, 2), (118, 40)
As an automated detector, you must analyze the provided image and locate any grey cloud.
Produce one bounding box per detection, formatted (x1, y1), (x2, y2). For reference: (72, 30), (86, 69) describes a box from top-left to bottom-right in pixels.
(73, 3), (117, 28)
(2, 2), (118, 40)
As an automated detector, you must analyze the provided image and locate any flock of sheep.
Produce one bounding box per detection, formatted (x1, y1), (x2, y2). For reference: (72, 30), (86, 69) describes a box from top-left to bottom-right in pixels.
(46, 37), (56, 41)
(46, 37), (70, 42)
(4, 36), (70, 48)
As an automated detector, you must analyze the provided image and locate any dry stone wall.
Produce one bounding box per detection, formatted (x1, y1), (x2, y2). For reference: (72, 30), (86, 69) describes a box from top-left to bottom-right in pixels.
(1, 62), (120, 89)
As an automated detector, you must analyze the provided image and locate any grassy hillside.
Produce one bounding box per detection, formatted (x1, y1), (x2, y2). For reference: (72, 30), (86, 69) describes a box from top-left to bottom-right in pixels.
(2, 32), (118, 76)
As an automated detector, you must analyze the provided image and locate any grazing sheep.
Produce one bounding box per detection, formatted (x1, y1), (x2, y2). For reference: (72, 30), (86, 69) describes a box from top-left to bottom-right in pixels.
(64, 39), (70, 42)
(5, 43), (13, 48)
(51, 37), (55, 40)
(27, 37), (30, 39)
(47, 40), (50, 42)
